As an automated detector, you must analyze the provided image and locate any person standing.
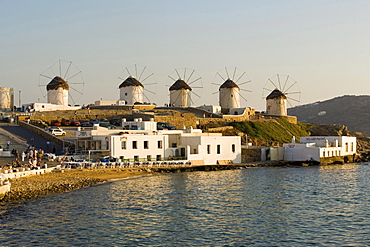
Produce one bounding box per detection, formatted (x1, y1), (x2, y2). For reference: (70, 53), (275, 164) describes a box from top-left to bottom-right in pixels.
(6, 140), (10, 150)
(46, 141), (51, 149)
(21, 151), (26, 162)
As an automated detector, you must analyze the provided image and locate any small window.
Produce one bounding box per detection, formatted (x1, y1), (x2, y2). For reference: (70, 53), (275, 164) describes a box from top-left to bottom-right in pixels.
(217, 145), (221, 154)
(121, 141), (126, 150)
(158, 140), (163, 149)
(345, 142), (348, 152)
(147, 155), (151, 161)
(133, 141), (137, 149)
(232, 144), (236, 153)
(144, 141), (149, 149)
(156, 155), (161, 161)
(125, 93), (128, 96)
(172, 143), (177, 148)
(134, 155), (139, 161)
(207, 144), (211, 154)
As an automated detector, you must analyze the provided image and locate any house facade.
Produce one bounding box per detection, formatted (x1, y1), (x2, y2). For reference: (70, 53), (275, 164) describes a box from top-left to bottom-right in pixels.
(283, 136), (357, 163)
(75, 120), (241, 165)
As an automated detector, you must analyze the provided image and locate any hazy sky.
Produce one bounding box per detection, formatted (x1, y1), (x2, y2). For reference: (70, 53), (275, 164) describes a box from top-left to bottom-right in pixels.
(1, 0), (369, 111)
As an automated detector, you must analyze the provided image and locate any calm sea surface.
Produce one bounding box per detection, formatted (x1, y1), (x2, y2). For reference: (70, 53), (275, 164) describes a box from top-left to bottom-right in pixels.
(1, 164), (370, 246)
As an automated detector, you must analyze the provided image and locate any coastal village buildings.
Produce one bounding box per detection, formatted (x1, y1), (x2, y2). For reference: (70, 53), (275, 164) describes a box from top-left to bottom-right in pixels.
(283, 136), (357, 162)
(75, 119), (241, 165)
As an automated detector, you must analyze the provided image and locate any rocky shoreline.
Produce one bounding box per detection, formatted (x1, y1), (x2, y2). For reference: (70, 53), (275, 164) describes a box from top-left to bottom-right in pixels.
(0, 169), (148, 203)
(1, 172), (103, 202)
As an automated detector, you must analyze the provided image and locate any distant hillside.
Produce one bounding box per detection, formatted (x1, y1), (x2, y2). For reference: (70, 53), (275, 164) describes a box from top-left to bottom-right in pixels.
(288, 95), (370, 136)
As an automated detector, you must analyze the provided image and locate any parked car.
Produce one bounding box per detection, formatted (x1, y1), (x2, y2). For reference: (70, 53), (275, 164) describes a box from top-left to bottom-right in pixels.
(157, 122), (176, 130)
(46, 128), (66, 136)
(50, 120), (61, 126)
(80, 120), (93, 127)
(61, 118), (71, 126)
(100, 118), (109, 123)
(110, 118), (122, 126)
(99, 122), (116, 129)
(70, 120), (81, 126)
(90, 119), (99, 125)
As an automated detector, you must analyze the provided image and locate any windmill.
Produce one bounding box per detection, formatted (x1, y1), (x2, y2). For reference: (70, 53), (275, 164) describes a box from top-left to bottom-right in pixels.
(0, 87), (14, 111)
(167, 68), (202, 107)
(39, 60), (85, 106)
(262, 74), (301, 116)
(118, 64), (156, 105)
(212, 67), (251, 112)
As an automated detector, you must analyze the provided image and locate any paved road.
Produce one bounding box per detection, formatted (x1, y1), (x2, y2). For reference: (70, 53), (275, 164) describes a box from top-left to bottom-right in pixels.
(0, 122), (64, 154)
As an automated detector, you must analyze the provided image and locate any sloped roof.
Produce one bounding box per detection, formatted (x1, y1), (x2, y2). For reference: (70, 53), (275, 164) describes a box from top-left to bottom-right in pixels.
(119, 76), (144, 88)
(266, 89), (287, 99)
(219, 79), (239, 89)
(46, 76), (69, 90)
(169, 79), (192, 91)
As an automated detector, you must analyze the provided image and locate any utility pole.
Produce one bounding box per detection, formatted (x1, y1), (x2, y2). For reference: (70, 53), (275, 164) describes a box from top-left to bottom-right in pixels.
(19, 90), (21, 108)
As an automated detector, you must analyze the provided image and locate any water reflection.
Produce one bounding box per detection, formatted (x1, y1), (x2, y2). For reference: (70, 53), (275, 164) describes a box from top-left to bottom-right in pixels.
(1, 164), (370, 246)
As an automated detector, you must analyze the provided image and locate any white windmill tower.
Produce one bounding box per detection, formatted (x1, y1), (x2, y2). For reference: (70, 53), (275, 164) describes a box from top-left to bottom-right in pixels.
(118, 65), (156, 105)
(168, 68), (202, 107)
(262, 74), (301, 116)
(46, 76), (69, 106)
(0, 87), (14, 111)
(39, 60), (85, 106)
(212, 67), (251, 113)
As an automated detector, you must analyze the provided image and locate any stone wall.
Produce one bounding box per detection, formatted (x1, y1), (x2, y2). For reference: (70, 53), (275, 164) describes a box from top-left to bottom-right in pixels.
(260, 114), (297, 124)
(242, 147), (262, 163)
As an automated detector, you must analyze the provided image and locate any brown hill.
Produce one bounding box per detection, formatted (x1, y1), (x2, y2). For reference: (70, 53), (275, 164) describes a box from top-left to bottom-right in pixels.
(288, 95), (370, 136)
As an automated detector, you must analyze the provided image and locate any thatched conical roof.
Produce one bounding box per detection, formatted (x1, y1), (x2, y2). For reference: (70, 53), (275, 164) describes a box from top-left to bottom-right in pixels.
(46, 76), (69, 91)
(119, 76), (144, 88)
(169, 79), (192, 91)
(266, 89), (287, 99)
(219, 79), (239, 89)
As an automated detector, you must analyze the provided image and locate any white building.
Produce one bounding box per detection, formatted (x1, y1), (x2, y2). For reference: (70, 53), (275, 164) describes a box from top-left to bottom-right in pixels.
(22, 102), (80, 112)
(75, 120), (241, 165)
(119, 76), (144, 105)
(197, 105), (221, 114)
(169, 79), (192, 107)
(47, 76), (69, 106)
(0, 87), (14, 111)
(283, 136), (357, 162)
(94, 100), (126, 106)
(266, 89), (287, 116)
(219, 79), (240, 110)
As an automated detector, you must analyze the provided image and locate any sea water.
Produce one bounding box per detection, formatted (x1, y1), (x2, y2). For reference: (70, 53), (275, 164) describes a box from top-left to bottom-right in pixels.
(1, 164), (370, 246)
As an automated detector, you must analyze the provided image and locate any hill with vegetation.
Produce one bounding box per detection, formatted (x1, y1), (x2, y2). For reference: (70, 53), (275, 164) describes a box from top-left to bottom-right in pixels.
(229, 118), (312, 146)
(288, 95), (370, 136)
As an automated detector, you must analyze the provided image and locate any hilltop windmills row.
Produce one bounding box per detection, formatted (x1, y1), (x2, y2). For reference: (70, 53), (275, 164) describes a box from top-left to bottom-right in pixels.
(33, 61), (301, 117)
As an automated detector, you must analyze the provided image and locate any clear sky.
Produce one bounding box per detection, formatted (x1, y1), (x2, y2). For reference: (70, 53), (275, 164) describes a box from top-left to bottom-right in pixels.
(1, 0), (369, 111)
